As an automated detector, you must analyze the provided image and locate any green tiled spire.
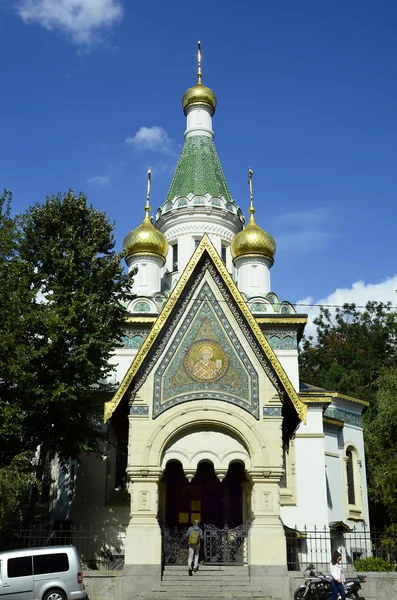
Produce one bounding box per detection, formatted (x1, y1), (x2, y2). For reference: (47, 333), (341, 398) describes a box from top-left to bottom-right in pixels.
(164, 136), (235, 205)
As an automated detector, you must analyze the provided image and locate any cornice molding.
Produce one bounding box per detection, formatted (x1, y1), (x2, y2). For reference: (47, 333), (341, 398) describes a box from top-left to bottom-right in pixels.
(163, 221), (237, 240)
(257, 317), (308, 325)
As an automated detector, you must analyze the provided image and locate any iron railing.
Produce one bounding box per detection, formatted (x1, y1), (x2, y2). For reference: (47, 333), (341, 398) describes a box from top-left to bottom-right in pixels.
(285, 524), (397, 571)
(160, 523), (250, 566)
(2, 523), (396, 573)
(0, 525), (125, 571)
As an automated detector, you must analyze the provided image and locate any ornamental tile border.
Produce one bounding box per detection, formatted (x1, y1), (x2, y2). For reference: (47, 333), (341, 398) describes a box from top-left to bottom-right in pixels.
(130, 405), (149, 416)
(324, 407), (362, 428)
(263, 407), (282, 417)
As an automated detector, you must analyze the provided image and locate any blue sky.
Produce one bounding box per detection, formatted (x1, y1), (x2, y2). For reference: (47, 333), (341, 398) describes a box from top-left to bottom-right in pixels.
(1, 1), (396, 316)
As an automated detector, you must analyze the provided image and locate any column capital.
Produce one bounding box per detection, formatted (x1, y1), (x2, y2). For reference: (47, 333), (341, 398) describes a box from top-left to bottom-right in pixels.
(183, 469), (196, 483)
(246, 468), (284, 483)
(215, 469), (228, 482)
(127, 467), (163, 483)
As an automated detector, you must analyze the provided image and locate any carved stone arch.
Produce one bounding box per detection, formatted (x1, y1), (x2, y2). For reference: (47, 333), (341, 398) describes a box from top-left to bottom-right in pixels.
(144, 405), (264, 469)
(128, 298), (158, 314)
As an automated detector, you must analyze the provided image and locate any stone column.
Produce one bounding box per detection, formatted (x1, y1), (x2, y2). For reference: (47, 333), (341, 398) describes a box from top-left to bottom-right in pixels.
(123, 468), (163, 596)
(246, 469), (289, 599)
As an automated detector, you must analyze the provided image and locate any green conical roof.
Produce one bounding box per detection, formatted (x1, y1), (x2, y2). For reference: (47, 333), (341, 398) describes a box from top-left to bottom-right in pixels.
(164, 136), (235, 205)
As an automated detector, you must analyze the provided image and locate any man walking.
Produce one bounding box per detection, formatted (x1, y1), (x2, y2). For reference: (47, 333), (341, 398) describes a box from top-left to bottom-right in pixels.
(185, 519), (203, 575)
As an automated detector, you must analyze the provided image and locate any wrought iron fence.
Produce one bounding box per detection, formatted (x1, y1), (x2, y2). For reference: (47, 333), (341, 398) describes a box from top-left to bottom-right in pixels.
(2, 523), (396, 573)
(161, 523), (250, 566)
(0, 525), (125, 571)
(285, 524), (397, 572)
(204, 523), (249, 565)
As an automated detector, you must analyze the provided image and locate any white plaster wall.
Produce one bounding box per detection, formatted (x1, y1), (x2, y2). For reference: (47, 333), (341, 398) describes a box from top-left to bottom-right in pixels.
(323, 427), (345, 523)
(185, 104), (214, 139)
(274, 351), (299, 392)
(281, 405), (328, 528)
(162, 225), (235, 280)
(234, 258), (271, 296)
(73, 448), (129, 528)
(128, 255), (163, 296)
(108, 350), (138, 386)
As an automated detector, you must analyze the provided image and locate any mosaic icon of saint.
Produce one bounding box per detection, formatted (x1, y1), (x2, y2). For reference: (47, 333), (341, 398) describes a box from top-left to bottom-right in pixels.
(192, 345), (220, 381)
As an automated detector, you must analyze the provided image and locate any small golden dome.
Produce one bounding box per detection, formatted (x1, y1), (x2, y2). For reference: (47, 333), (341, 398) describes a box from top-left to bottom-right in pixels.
(182, 41), (217, 115)
(123, 205), (168, 262)
(182, 81), (217, 115)
(231, 214), (276, 264)
(231, 169), (276, 264)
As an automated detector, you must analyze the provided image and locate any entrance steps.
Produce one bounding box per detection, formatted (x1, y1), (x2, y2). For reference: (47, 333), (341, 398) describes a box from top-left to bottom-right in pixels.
(140, 565), (281, 599)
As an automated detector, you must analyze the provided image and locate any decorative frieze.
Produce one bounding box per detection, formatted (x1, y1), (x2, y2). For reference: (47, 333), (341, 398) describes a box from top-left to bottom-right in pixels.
(130, 405), (149, 416)
(324, 407), (362, 428)
(263, 406), (282, 417)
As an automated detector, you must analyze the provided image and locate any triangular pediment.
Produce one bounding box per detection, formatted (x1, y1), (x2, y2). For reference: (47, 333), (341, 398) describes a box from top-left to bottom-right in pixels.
(152, 279), (260, 419)
(104, 235), (307, 437)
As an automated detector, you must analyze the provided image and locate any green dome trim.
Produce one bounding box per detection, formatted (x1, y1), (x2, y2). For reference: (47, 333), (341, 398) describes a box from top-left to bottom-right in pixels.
(164, 136), (235, 206)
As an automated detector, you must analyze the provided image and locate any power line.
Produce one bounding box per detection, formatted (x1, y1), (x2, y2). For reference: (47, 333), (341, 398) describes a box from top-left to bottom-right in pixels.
(292, 302), (397, 310)
(183, 297), (397, 310)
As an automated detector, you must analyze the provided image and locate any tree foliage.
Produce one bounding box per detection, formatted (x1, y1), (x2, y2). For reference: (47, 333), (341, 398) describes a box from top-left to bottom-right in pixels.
(299, 302), (397, 525)
(365, 368), (397, 523)
(0, 190), (38, 465)
(0, 190), (132, 526)
(0, 453), (36, 531)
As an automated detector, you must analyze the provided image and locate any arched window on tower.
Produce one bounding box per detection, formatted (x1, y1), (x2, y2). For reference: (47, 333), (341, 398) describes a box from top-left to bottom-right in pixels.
(346, 449), (355, 505)
(343, 443), (364, 521)
(172, 243), (178, 271)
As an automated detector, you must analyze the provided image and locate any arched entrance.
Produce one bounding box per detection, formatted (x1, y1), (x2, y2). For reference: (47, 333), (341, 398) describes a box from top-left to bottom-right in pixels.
(158, 427), (251, 565)
(159, 426), (251, 530)
(162, 460), (247, 529)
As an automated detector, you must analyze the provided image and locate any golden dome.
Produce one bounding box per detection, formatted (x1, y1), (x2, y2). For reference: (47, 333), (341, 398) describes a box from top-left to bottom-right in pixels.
(123, 173), (168, 262)
(231, 213), (276, 264)
(182, 81), (217, 115)
(182, 41), (217, 115)
(230, 169), (276, 264)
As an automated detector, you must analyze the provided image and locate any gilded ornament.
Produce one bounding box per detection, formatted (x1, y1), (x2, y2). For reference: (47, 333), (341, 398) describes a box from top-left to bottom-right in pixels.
(231, 169), (276, 263)
(182, 41), (217, 115)
(123, 170), (169, 261)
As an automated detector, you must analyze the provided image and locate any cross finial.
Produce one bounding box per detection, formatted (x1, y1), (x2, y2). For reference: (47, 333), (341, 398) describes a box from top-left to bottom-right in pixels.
(248, 168), (255, 217)
(197, 40), (202, 84)
(145, 168), (151, 216)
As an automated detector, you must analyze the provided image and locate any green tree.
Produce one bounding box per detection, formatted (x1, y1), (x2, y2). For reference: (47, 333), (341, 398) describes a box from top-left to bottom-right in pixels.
(365, 368), (397, 524)
(0, 453), (36, 531)
(0, 190), (132, 525)
(299, 302), (397, 525)
(0, 190), (38, 466)
(300, 302), (397, 408)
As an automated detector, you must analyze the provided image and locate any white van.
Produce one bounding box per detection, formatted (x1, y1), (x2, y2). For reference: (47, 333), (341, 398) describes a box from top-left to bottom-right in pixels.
(0, 546), (87, 600)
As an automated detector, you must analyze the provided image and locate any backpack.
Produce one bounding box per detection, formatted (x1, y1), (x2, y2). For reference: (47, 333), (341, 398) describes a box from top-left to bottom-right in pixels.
(188, 528), (200, 546)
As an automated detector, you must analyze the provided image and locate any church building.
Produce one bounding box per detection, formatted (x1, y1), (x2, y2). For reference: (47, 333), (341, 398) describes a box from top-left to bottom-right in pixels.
(62, 45), (370, 598)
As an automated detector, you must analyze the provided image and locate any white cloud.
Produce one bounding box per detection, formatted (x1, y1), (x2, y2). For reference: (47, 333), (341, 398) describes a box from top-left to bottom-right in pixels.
(297, 275), (397, 339)
(87, 175), (110, 187)
(16, 0), (124, 45)
(274, 208), (333, 253)
(126, 126), (173, 153)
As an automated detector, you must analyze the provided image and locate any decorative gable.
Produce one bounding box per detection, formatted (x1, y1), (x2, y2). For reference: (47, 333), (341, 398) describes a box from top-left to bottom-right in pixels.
(105, 235), (307, 443)
(153, 281), (259, 418)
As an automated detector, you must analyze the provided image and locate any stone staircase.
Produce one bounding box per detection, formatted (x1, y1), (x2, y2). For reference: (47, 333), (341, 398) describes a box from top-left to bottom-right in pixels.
(142, 564), (280, 599)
